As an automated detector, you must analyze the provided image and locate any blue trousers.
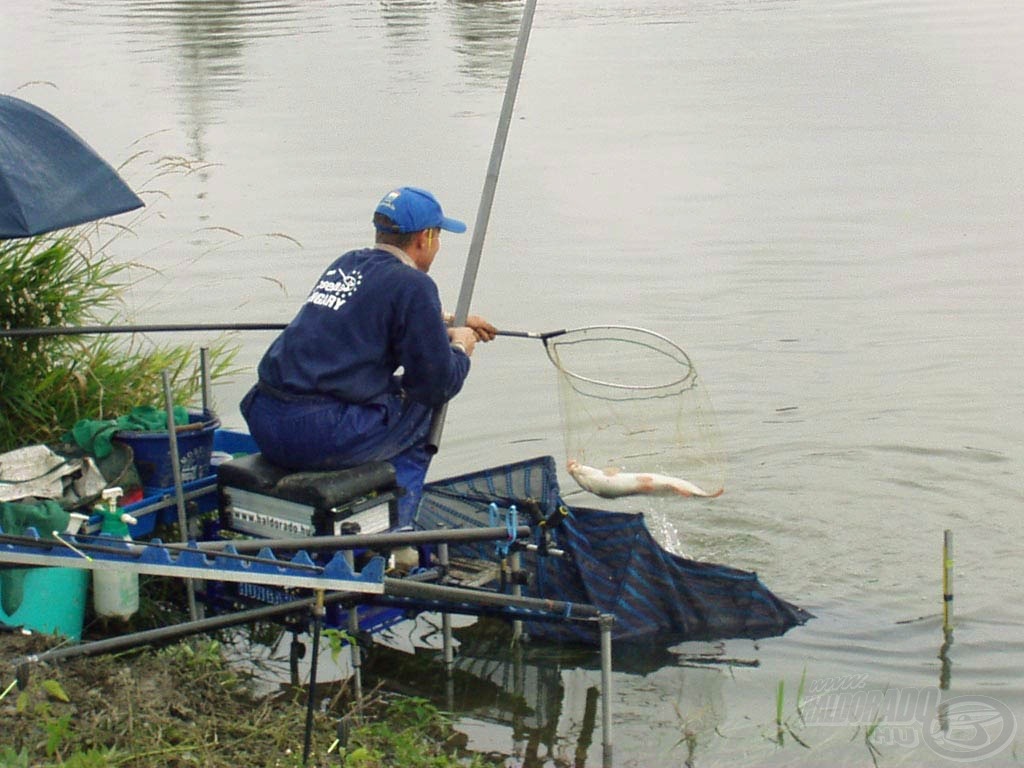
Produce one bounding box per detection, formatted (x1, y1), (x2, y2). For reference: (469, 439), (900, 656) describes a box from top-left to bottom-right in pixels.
(240, 386), (432, 528)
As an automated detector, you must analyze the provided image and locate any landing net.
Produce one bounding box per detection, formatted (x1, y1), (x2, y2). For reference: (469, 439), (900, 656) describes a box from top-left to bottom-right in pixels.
(544, 326), (725, 499)
(416, 456), (810, 644)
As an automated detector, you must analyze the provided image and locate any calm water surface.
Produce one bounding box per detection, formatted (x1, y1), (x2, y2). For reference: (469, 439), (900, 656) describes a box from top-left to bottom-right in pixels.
(3, 1), (1023, 765)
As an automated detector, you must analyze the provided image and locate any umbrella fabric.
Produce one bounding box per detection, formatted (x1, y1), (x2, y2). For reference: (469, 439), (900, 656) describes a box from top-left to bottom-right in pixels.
(0, 94), (144, 238)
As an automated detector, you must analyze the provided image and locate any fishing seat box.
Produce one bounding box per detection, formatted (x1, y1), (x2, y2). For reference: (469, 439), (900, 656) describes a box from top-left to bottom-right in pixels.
(216, 454), (401, 538)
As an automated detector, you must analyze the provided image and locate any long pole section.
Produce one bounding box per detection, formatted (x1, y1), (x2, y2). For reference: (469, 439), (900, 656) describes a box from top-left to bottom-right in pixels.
(427, 0), (538, 453)
(0, 324), (566, 340)
(0, 323), (286, 338)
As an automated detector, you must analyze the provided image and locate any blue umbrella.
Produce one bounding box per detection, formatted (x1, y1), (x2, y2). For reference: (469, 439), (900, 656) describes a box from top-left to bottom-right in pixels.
(0, 94), (144, 238)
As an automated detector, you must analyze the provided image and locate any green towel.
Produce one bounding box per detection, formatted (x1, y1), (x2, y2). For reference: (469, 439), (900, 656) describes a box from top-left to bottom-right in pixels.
(0, 499), (71, 616)
(64, 405), (190, 459)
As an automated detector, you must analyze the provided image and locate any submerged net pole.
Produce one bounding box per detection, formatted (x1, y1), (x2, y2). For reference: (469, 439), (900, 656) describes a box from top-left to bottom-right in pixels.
(427, 0), (538, 453)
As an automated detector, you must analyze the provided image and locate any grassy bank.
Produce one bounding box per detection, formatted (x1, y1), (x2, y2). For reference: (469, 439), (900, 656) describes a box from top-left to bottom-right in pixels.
(0, 632), (501, 768)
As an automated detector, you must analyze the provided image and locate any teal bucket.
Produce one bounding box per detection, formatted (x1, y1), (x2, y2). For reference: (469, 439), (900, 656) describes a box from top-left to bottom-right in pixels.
(113, 409), (220, 494)
(0, 567), (89, 642)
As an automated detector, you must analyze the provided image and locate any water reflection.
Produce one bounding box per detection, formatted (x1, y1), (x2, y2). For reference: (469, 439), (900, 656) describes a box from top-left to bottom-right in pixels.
(54, 0), (321, 161)
(378, 0), (435, 41)
(377, 0), (522, 86)
(446, 0), (523, 86)
(366, 618), (728, 767)
(156, 1), (253, 164)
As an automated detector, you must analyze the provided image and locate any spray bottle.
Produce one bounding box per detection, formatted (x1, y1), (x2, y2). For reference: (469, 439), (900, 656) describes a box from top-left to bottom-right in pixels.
(92, 486), (140, 620)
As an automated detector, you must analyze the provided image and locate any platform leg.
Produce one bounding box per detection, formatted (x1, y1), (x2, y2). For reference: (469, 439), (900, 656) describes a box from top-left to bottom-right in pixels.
(599, 613), (614, 767)
(342, 550), (364, 709)
(510, 550), (523, 641)
(437, 542), (455, 682)
(303, 589), (325, 766)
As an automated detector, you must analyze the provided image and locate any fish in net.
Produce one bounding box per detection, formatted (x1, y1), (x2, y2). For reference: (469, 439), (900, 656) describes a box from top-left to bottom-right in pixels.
(542, 326), (726, 502)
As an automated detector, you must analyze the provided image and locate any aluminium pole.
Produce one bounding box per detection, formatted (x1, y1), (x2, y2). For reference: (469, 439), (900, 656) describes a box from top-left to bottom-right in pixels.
(427, 0), (538, 452)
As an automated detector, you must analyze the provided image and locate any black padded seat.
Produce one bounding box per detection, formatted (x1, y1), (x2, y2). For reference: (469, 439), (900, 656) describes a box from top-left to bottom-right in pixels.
(217, 453), (397, 510)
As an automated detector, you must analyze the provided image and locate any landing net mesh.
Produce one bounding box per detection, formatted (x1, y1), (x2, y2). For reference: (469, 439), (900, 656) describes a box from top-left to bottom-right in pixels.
(544, 326), (725, 500)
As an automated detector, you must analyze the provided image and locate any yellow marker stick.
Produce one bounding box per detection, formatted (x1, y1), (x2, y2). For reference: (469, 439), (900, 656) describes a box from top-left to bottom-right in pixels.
(942, 529), (953, 632)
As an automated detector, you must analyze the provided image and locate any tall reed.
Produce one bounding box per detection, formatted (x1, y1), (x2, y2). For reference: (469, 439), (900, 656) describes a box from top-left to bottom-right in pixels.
(0, 231), (235, 451)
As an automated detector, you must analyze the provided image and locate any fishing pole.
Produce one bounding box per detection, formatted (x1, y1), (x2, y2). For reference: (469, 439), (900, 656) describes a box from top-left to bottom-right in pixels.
(0, 323), (567, 341)
(427, 0), (538, 453)
(0, 322), (287, 338)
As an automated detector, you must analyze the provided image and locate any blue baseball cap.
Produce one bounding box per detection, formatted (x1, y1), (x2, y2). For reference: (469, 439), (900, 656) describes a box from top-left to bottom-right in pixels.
(373, 186), (467, 234)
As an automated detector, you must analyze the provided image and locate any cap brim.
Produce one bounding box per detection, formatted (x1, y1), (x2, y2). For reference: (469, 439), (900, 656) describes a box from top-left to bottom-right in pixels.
(440, 216), (467, 234)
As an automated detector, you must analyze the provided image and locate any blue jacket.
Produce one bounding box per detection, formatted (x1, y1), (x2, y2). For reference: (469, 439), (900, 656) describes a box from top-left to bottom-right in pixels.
(257, 247), (470, 407)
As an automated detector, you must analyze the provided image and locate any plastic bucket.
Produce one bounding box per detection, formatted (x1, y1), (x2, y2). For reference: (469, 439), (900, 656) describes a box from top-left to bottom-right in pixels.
(0, 567), (89, 641)
(114, 409), (220, 494)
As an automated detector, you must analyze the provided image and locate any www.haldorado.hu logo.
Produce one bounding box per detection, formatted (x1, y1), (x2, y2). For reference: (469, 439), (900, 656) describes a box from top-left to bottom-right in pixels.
(801, 676), (1016, 762)
(922, 695), (1017, 763)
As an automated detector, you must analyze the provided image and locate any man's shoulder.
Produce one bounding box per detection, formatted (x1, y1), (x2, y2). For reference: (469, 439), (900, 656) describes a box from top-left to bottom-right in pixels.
(322, 248), (409, 280)
(334, 247), (422, 274)
(327, 248), (437, 298)
(330, 247), (385, 267)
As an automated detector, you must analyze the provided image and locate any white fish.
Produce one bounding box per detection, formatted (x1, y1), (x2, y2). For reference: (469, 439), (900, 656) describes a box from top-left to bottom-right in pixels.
(566, 459), (722, 499)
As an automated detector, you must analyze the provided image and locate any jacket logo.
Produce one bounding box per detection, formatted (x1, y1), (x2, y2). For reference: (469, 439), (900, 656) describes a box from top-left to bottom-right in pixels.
(306, 268), (362, 311)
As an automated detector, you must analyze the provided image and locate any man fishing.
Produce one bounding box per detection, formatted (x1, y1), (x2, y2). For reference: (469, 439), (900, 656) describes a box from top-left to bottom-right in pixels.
(241, 186), (496, 528)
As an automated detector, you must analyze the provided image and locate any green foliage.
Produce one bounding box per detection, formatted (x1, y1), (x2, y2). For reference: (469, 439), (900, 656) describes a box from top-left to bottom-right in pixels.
(44, 713), (73, 757)
(41, 679), (70, 703)
(764, 672), (811, 750)
(10, 676), (77, 763)
(61, 749), (119, 768)
(341, 697), (493, 768)
(0, 232), (237, 452)
(0, 747), (30, 768)
(0, 742), (118, 768)
(159, 637), (225, 670)
(323, 627), (359, 664)
(2, 635), (501, 768)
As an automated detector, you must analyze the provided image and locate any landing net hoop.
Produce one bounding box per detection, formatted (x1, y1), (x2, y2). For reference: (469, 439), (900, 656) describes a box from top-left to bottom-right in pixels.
(543, 325), (725, 500)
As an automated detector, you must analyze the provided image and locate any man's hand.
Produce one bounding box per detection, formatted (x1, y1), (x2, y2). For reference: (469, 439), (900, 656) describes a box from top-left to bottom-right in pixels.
(442, 311), (497, 342)
(448, 326), (478, 357)
(466, 314), (497, 342)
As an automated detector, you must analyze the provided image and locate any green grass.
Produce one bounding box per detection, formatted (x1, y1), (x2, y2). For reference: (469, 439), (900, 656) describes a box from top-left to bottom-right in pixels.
(0, 635), (500, 768)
